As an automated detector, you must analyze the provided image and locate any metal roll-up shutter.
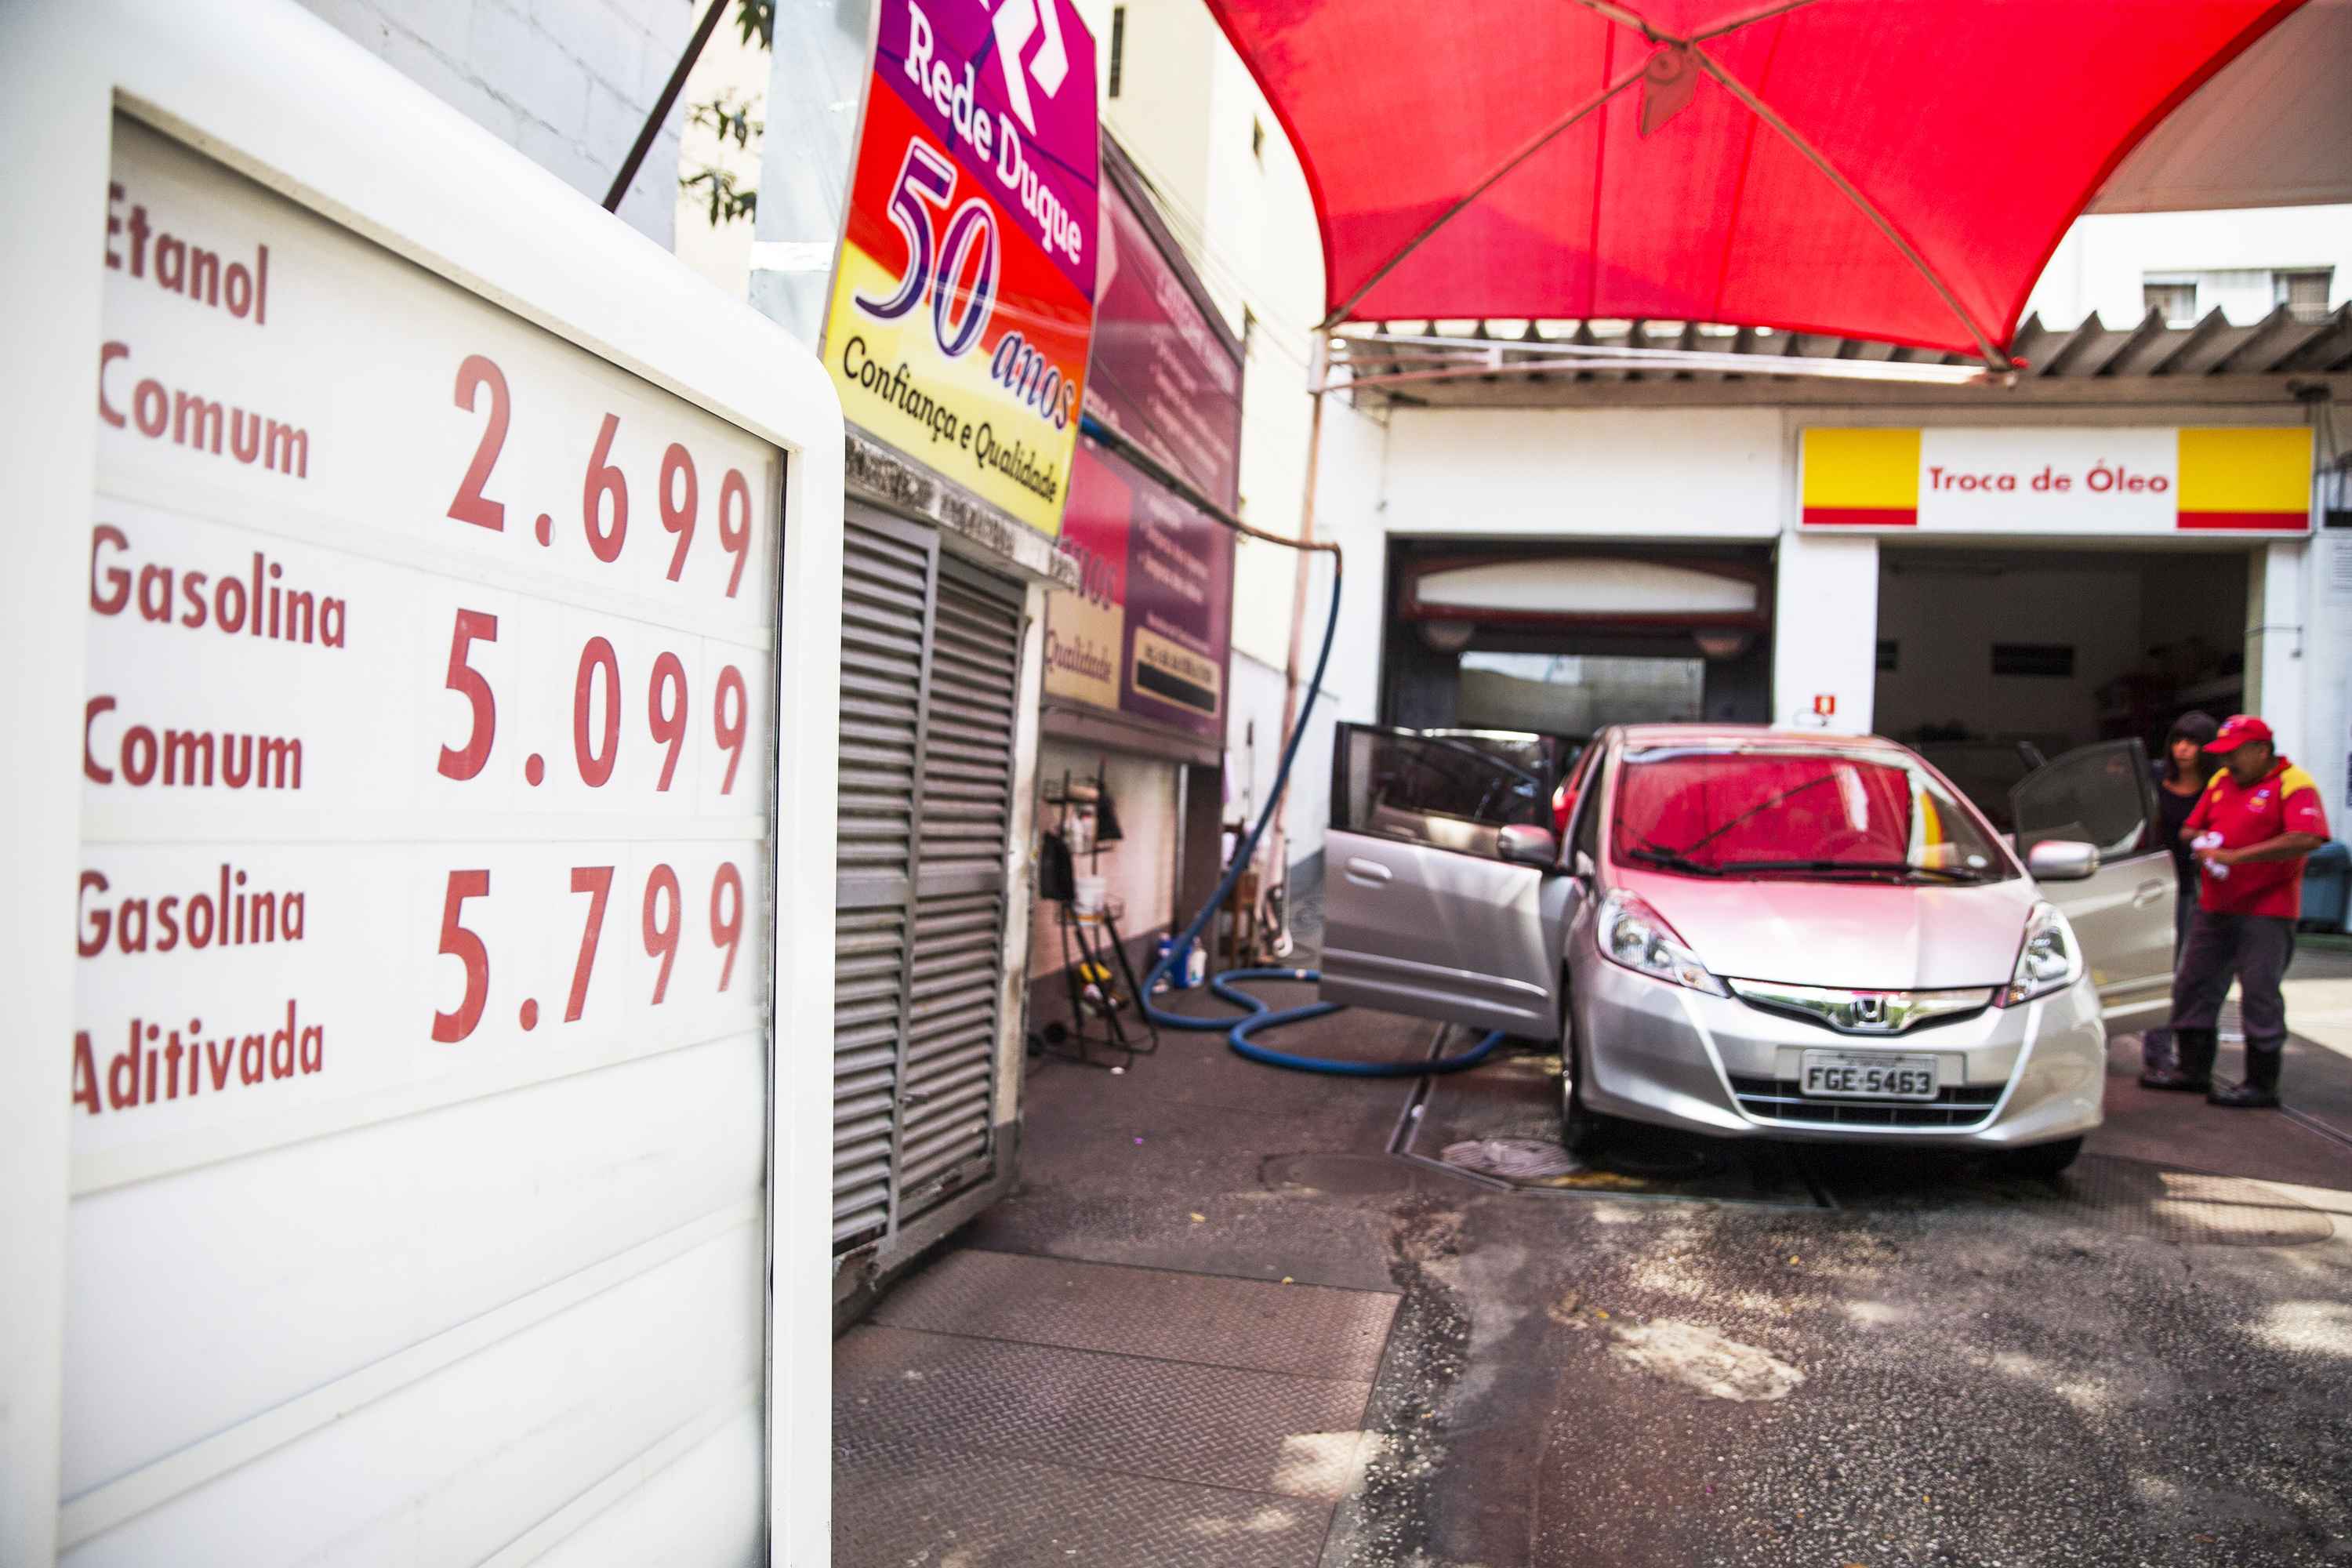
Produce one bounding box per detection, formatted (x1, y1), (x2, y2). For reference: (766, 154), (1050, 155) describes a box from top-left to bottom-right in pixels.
(832, 517), (931, 1249)
(898, 570), (1025, 1224)
(832, 514), (1027, 1258)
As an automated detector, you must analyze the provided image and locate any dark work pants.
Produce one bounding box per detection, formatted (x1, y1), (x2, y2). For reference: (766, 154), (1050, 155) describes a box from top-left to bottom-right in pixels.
(2169, 909), (2297, 1053)
(2143, 871), (2205, 1070)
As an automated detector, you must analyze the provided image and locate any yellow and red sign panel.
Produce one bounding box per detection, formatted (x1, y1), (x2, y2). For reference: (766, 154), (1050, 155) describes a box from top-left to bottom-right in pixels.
(1801, 426), (2311, 533)
(826, 0), (1098, 536)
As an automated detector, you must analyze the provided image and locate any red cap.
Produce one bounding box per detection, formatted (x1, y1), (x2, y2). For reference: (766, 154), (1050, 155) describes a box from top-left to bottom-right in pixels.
(2207, 714), (2274, 752)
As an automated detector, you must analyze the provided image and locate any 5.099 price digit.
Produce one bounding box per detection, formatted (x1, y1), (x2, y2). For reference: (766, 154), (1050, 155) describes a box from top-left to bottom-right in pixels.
(713, 665), (746, 793)
(648, 653), (689, 791)
(437, 610), (499, 780)
(433, 612), (746, 796)
(574, 637), (621, 786)
(710, 862), (744, 990)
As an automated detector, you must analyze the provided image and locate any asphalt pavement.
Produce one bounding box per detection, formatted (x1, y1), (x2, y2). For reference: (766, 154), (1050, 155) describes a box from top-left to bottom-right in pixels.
(833, 961), (2352, 1567)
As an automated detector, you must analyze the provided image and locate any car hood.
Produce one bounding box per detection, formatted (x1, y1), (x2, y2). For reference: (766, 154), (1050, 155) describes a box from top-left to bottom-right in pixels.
(1616, 869), (2036, 991)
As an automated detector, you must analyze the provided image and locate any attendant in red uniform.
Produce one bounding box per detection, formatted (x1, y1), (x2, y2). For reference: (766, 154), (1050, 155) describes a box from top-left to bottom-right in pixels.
(2143, 716), (2329, 1108)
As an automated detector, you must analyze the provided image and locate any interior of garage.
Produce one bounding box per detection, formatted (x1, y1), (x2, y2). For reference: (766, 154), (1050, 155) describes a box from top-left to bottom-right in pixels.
(1381, 540), (1777, 760)
(1873, 543), (2250, 766)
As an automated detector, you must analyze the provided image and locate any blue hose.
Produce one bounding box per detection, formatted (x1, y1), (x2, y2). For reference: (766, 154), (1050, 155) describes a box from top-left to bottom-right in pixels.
(1134, 545), (1507, 1076)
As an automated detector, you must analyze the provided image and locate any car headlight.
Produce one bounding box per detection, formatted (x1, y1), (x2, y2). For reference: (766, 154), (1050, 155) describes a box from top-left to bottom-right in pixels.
(2001, 900), (2082, 1005)
(1597, 889), (1728, 996)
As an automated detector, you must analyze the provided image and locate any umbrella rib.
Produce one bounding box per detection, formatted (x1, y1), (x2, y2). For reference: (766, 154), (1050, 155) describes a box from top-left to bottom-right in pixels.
(1690, 45), (2009, 366)
(1691, 0), (1828, 42)
(1563, 0), (1668, 42)
(1319, 59), (1648, 328)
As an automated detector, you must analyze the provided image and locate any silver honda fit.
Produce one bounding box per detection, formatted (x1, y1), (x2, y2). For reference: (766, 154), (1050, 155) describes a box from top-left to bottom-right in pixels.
(1322, 724), (2177, 1174)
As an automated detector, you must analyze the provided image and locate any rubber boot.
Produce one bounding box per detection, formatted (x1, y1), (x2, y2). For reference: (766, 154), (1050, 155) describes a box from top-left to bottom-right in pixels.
(2142, 1027), (2214, 1092)
(2208, 1044), (2281, 1109)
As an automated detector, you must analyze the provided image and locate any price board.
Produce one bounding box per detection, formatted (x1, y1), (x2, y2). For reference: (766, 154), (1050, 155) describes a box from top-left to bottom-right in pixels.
(0, 6), (844, 1562)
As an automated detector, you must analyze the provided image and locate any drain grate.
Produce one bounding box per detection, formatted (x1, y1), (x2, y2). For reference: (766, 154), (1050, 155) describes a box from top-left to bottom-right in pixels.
(2055, 1156), (2334, 1247)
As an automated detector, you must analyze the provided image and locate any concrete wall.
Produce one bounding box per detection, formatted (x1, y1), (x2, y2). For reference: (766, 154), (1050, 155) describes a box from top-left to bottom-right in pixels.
(296, 0), (694, 248)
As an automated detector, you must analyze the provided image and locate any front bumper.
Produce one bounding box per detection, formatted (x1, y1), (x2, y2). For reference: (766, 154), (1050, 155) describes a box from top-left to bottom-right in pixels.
(1570, 953), (2106, 1148)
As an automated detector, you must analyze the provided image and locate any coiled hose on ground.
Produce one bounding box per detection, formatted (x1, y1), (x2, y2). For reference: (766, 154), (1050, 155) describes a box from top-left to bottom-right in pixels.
(1083, 409), (1504, 1076)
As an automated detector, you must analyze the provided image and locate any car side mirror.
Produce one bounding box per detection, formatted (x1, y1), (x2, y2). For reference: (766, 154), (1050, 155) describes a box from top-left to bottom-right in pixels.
(1497, 824), (1559, 867)
(2026, 839), (2098, 881)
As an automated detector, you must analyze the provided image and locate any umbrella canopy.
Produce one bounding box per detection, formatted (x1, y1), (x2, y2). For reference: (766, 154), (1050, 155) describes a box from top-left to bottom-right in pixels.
(1206, 0), (2308, 361)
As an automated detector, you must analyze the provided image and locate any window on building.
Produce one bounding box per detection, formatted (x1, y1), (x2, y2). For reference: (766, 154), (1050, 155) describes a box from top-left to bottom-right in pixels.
(1251, 117), (1265, 162)
(1108, 6), (1125, 98)
(2279, 269), (2333, 323)
(1991, 644), (2074, 678)
(2143, 280), (2197, 326)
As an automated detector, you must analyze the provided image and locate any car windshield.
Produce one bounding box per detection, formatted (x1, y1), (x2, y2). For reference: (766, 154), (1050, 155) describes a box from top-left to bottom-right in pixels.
(1610, 745), (2013, 883)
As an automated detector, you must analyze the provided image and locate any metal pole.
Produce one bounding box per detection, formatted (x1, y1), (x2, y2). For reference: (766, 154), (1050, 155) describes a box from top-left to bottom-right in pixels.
(1266, 365), (1328, 946)
(604, 0), (731, 212)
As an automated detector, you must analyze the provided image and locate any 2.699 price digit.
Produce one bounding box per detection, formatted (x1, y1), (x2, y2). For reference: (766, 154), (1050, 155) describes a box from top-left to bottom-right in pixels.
(445, 353), (753, 597)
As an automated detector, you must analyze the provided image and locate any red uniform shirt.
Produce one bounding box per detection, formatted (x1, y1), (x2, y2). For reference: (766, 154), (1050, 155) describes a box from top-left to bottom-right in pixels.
(2183, 757), (2330, 917)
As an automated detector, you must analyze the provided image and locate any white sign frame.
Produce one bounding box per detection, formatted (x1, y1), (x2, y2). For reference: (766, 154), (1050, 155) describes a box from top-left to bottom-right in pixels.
(0, 2), (844, 1563)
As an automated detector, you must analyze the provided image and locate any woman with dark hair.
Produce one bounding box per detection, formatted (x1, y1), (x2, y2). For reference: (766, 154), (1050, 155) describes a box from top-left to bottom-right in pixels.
(2140, 710), (2222, 1083)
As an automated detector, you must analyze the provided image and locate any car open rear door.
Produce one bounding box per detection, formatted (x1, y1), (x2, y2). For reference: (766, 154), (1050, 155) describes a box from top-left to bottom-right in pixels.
(2010, 739), (2176, 1034)
(1319, 724), (1563, 1034)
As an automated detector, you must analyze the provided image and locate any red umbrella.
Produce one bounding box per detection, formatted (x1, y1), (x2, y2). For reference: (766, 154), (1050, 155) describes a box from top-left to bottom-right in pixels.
(1205, 0), (2308, 363)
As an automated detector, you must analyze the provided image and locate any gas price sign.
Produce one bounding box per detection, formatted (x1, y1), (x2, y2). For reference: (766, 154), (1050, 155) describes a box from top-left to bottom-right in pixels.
(75, 120), (781, 1187)
(10, 5), (848, 1548)
(823, 0), (1098, 536)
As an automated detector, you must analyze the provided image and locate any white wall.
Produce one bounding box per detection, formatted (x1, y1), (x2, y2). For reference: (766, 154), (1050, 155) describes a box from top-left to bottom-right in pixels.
(2024, 205), (2352, 328)
(1028, 743), (1178, 975)
(1873, 564), (2145, 753)
(296, 0), (694, 249)
(1380, 407), (1785, 539)
(2248, 539), (2313, 767)
(2306, 534), (2352, 840)
(1773, 533), (1879, 735)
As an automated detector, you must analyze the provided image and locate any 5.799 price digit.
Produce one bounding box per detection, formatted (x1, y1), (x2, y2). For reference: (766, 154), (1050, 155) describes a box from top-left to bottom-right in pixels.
(432, 861), (746, 1043)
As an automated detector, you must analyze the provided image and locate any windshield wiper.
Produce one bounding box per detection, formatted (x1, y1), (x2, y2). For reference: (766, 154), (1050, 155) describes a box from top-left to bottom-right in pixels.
(1626, 845), (1726, 877)
(1720, 858), (1985, 883)
(1675, 772), (1841, 856)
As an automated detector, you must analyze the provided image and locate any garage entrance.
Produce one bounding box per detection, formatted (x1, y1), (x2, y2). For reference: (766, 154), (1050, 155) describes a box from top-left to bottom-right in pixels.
(1874, 543), (2251, 822)
(1381, 540), (1776, 751)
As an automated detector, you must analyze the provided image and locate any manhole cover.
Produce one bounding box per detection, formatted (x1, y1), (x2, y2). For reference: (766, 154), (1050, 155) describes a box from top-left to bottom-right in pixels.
(2056, 1156), (2333, 1247)
(1441, 1138), (1581, 1181)
(1262, 1152), (1416, 1194)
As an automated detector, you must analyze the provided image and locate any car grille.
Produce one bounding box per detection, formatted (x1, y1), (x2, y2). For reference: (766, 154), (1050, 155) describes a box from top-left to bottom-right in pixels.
(1727, 1074), (2004, 1129)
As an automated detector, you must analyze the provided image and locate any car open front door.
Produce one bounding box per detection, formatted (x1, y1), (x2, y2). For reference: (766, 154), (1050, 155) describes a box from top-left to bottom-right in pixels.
(1320, 724), (1563, 1035)
(2010, 739), (2176, 1034)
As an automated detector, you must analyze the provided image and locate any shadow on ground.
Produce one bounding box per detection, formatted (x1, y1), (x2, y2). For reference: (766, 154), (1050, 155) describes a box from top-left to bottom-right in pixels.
(836, 971), (2352, 1568)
